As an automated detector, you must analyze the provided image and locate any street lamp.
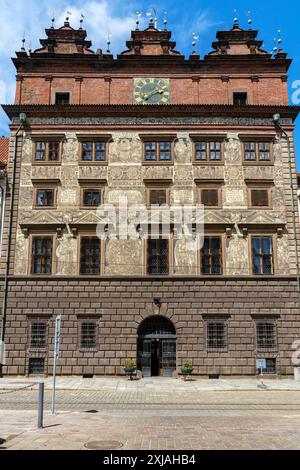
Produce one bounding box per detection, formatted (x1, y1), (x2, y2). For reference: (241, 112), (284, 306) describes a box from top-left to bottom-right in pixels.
(273, 114), (300, 306)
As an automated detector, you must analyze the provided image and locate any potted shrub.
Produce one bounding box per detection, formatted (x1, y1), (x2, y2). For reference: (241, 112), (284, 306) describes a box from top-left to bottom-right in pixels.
(124, 359), (136, 380)
(181, 361), (193, 377)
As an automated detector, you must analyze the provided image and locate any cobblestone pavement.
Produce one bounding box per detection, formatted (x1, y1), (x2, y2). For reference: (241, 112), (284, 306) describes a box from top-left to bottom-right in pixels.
(1, 387), (300, 450)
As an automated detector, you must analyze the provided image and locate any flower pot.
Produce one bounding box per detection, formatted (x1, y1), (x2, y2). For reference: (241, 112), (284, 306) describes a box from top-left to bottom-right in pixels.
(124, 367), (136, 374)
(181, 368), (193, 375)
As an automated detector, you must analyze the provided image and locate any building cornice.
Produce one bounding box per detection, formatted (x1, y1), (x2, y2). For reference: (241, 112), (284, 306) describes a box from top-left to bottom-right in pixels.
(2, 104), (299, 123)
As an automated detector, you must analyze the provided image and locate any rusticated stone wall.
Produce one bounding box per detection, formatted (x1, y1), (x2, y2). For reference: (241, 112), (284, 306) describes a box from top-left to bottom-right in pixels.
(2, 277), (299, 377)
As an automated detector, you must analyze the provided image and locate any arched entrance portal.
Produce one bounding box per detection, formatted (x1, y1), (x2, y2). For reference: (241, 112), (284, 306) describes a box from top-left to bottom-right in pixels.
(137, 316), (176, 377)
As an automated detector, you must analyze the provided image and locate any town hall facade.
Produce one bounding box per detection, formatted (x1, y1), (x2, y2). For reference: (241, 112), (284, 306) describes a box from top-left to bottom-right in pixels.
(1, 17), (300, 377)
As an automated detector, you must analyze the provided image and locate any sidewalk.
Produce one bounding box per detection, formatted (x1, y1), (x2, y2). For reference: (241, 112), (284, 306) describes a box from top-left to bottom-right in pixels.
(1, 376), (300, 391)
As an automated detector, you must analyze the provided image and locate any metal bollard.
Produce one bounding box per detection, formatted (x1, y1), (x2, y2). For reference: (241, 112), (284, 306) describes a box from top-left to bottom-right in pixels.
(37, 382), (44, 429)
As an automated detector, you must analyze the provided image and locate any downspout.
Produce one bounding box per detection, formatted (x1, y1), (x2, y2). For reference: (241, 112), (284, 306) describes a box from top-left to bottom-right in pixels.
(0, 113), (27, 377)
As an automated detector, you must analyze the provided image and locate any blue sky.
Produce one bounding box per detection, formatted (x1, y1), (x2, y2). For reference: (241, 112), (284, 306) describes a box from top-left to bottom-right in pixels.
(0, 0), (299, 166)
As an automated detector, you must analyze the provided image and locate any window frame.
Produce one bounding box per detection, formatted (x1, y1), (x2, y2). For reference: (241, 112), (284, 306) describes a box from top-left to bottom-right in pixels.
(78, 136), (111, 164)
(32, 137), (63, 164)
(199, 234), (224, 276)
(79, 234), (103, 276)
(80, 321), (98, 350)
(140, 135), (176, 164)
(145, 233), (173, 276)
(247, 183), (273, 209)
(250, 234), (275, 276)
(55, 92), (71, 105)
(241, 138), (274, 164)
(77, 316), (101, 352)
(232, 91), (248, 106)
(28, 357), (46, 375)
(255, 320), (278, 352)
(204, 317), (229, 353)
(146, 183), (171, 207)
(33, 185), (57, 209)
(28, 320), (48, 351)
(30, 235), (55, 276)
(80, 186), (103, 209)
(190, 136), (225, 164)
(196, 182), (223, 208)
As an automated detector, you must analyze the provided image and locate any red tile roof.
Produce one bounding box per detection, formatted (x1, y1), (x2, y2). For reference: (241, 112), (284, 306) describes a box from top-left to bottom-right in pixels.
(0, 137), (9, 167)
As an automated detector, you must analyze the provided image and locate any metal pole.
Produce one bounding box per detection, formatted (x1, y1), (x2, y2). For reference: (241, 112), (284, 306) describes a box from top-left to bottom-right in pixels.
(51, 355), (57, 416)
(51, 314), (61, 416)
(38, 382), (44, 429)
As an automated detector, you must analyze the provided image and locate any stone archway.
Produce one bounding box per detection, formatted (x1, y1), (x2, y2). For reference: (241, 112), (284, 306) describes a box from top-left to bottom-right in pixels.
(137, 316), (176, 377)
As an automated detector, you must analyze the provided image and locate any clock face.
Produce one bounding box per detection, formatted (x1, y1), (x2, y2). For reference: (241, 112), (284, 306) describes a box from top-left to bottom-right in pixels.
(134, 78), (170, 105)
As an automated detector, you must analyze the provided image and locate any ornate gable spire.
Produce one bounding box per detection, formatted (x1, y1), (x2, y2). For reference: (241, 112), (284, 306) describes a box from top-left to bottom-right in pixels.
(120, 20), (182, 57)
(207, 23), (271, 57)
(33, 20), (94, 55)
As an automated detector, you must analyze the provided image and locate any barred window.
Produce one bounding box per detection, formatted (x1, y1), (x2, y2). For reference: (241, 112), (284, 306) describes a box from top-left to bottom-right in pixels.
(81, 322), (97, 349)
(28, 358), (45, 375)
(252, 236), (273, 275)
(36, 189), (55, 207)
(34, 141), (60, 162)
(81, 142), (106, 162)
(207, 322), (227, 350)
(256, 323), (277, 350)
(201, 237), (222, 275)
(259, 358), (277, 374)
(144, 142), (172, 161)
(80, 237), (101, 275)
(32, 237), (53, 275)
(147, 239), (169, 275)
(30, 322), (47, 349)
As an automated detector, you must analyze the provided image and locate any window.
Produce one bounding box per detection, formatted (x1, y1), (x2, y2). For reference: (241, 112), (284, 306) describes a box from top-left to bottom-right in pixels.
(243, 141), (271, 162)
(81, 141), (106, 162)
(30, 322), (47, 349)
(250, 188), (270, 208)
(201, 237), (222, 275)
(34, 141), (61, 162)
(55, 93), (70, 105)
(28, 358), (45, 375)
(195, 141), (222, 162)
(256, 322), (277, 350)
(80, 322), (97, 349)
(148, 189), (168, 206)
(31, 237), (53, 274)
(207, 322), (227, 350)
(200, 188), (220, 207)
(35, 189), (55, 208)
(147, 239), (169, 275)
(82, 189), (101, 208)
(233, 92), (248, 106)
(252, 236), (273, 275)
(144, 141), (172, 162)
(80, 237), (101, 275)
